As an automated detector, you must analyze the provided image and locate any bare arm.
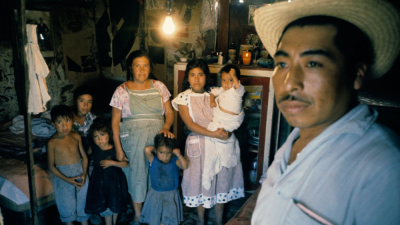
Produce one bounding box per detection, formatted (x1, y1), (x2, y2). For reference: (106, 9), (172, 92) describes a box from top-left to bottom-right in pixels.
(112, 107), (127, 161)
(75, 133), (88, 185)
(210, 93), (217, 108)
(144, 146), (155, 164)
(47, 139), (82, 188)
(159, 100), (175, 138)
(178, 104), (228, 140)
(173, 148), (188, 170)
(230, 68), (240, 89)
(100, 158), (129, 169)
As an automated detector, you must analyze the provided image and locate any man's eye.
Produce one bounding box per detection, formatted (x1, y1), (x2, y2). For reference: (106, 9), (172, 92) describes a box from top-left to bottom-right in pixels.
(275, 62), (287, 68)
(307, 62), (320, 67)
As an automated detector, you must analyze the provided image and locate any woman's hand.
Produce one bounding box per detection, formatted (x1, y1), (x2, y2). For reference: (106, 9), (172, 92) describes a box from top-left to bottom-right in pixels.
(213, 128), (229, 140)
(115, 146), (129, 161)
(159, 128), (175, 139)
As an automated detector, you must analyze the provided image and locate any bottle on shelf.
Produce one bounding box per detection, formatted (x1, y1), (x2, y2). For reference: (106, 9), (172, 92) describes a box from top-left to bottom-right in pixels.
(228, 42), (237, 64)
(218, 51), (224, 64)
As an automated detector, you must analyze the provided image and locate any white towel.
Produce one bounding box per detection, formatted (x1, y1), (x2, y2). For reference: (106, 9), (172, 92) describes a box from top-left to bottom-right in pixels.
(25, 24), (51, 114)
(202, 106), (244, 190)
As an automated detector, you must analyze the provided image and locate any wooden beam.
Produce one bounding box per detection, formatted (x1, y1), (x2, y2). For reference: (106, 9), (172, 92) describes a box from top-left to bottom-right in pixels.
(12, 0), (39, 224)
(217, 0), (230, 55)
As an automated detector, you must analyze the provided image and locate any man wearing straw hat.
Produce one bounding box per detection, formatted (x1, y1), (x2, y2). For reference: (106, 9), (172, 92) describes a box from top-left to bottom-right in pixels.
(252, 0), (400, 224)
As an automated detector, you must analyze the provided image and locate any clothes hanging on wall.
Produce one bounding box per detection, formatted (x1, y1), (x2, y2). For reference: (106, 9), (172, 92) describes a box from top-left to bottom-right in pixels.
(25, 24), (51, 114)
(199, 0), (218, 34)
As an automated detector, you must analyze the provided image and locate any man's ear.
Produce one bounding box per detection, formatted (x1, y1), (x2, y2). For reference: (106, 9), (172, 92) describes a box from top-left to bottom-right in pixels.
(354, 64), (366, 90)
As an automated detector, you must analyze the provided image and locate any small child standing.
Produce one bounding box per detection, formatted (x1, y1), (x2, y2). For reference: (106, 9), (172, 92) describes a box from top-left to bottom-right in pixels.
(47, 105), (90, 225)
(84, 118), (129, 225)
(203, 64), (245, 190)
(140, 134), (188, 225)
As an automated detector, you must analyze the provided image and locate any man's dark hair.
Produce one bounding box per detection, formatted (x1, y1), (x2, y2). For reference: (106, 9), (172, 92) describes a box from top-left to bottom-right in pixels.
(280, 16), (374, 78)
(50, 105), (73, 122)
(154, 134), (177, 151)
(182, 59), (213, 92)
(219, 64), (241, 80)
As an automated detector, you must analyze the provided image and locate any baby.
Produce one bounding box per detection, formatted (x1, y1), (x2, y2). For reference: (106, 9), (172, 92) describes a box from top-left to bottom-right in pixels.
(203, 64), (245, 190)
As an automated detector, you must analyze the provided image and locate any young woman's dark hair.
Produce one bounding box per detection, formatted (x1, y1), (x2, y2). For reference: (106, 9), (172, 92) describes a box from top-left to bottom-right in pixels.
(88, 118), (114, 145)
(219, 64), (241, 80)
(73, 84), (94, 113)
(126, 50), (157, 80)
(154, 133), (177, 151)
(182, 59), (213, 92)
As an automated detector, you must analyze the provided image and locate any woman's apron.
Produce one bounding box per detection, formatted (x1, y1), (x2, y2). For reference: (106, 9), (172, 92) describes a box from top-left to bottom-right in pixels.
(119, 80), (164, 202)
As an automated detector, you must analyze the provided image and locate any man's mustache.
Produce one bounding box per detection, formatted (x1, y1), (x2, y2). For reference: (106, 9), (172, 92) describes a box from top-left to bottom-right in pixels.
(278, 94), (310, 104)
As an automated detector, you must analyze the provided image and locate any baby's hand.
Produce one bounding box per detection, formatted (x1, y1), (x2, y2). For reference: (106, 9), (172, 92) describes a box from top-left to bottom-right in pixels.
(229, 68), (237, 80)
(210, 101), (217, 108)
(173, 148), (182, 157)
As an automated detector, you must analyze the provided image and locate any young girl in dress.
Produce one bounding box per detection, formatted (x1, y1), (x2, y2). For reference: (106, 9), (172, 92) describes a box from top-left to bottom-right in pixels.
(140, 134), (188, 225)
(171, 59), (245, 225)
(85, 118), (130, 225)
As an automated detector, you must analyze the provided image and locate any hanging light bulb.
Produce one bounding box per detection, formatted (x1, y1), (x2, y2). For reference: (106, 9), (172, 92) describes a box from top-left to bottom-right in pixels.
(163, 15), (175, 34)
(163, 0), (176, 34)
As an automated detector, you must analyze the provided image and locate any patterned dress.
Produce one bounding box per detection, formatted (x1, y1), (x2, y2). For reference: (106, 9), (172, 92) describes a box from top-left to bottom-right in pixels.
(110, 80), (171, 203)
(172, 89), (245, 208)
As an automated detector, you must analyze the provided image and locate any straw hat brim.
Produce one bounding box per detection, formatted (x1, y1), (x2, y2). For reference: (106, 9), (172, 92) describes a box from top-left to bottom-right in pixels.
(254, 0), (400, 79)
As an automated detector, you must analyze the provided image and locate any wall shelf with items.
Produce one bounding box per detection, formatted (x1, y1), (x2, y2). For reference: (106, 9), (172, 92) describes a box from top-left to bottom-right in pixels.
(173, 63), (275, 190)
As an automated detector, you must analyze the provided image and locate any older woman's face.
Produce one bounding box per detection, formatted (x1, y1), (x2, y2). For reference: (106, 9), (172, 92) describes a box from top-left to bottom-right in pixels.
(132, 56), (151, 83)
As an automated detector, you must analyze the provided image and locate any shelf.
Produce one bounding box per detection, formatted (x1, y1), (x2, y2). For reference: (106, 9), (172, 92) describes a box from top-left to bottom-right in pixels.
(248, 149), (259, 153)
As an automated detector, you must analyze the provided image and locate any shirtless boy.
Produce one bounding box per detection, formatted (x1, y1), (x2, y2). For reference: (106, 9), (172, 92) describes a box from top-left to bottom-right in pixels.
(47, 105), (90, 225)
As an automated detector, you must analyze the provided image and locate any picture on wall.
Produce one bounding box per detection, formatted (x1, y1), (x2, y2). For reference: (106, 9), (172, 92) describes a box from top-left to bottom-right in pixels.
(25, 10), (53, 52)
(248, 5), (265, 26)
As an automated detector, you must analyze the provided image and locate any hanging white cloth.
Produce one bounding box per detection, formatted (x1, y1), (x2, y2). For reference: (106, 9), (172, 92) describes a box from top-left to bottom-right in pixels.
(25, 24), (51, 114)
(199, 0), (218, 34)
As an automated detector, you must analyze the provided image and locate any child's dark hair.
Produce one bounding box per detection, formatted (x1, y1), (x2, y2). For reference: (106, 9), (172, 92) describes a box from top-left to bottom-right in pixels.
(88, 118), (113, 145)
(73, 84), (94, 113)
(182, 59), (213, 92)
(51, 105), (73, 122)
(154, 134), (177, 151)
(219, 64), (241, 80)
(74, 84), (94, 103)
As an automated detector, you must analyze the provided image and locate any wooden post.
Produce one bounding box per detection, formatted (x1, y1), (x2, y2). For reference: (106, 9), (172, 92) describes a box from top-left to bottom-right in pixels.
(12, 0), (39, 224)
(217, 0), (230, 55)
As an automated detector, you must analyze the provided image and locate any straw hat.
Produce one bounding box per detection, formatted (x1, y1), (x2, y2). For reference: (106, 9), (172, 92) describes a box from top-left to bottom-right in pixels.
(254, 0), (400, 78)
